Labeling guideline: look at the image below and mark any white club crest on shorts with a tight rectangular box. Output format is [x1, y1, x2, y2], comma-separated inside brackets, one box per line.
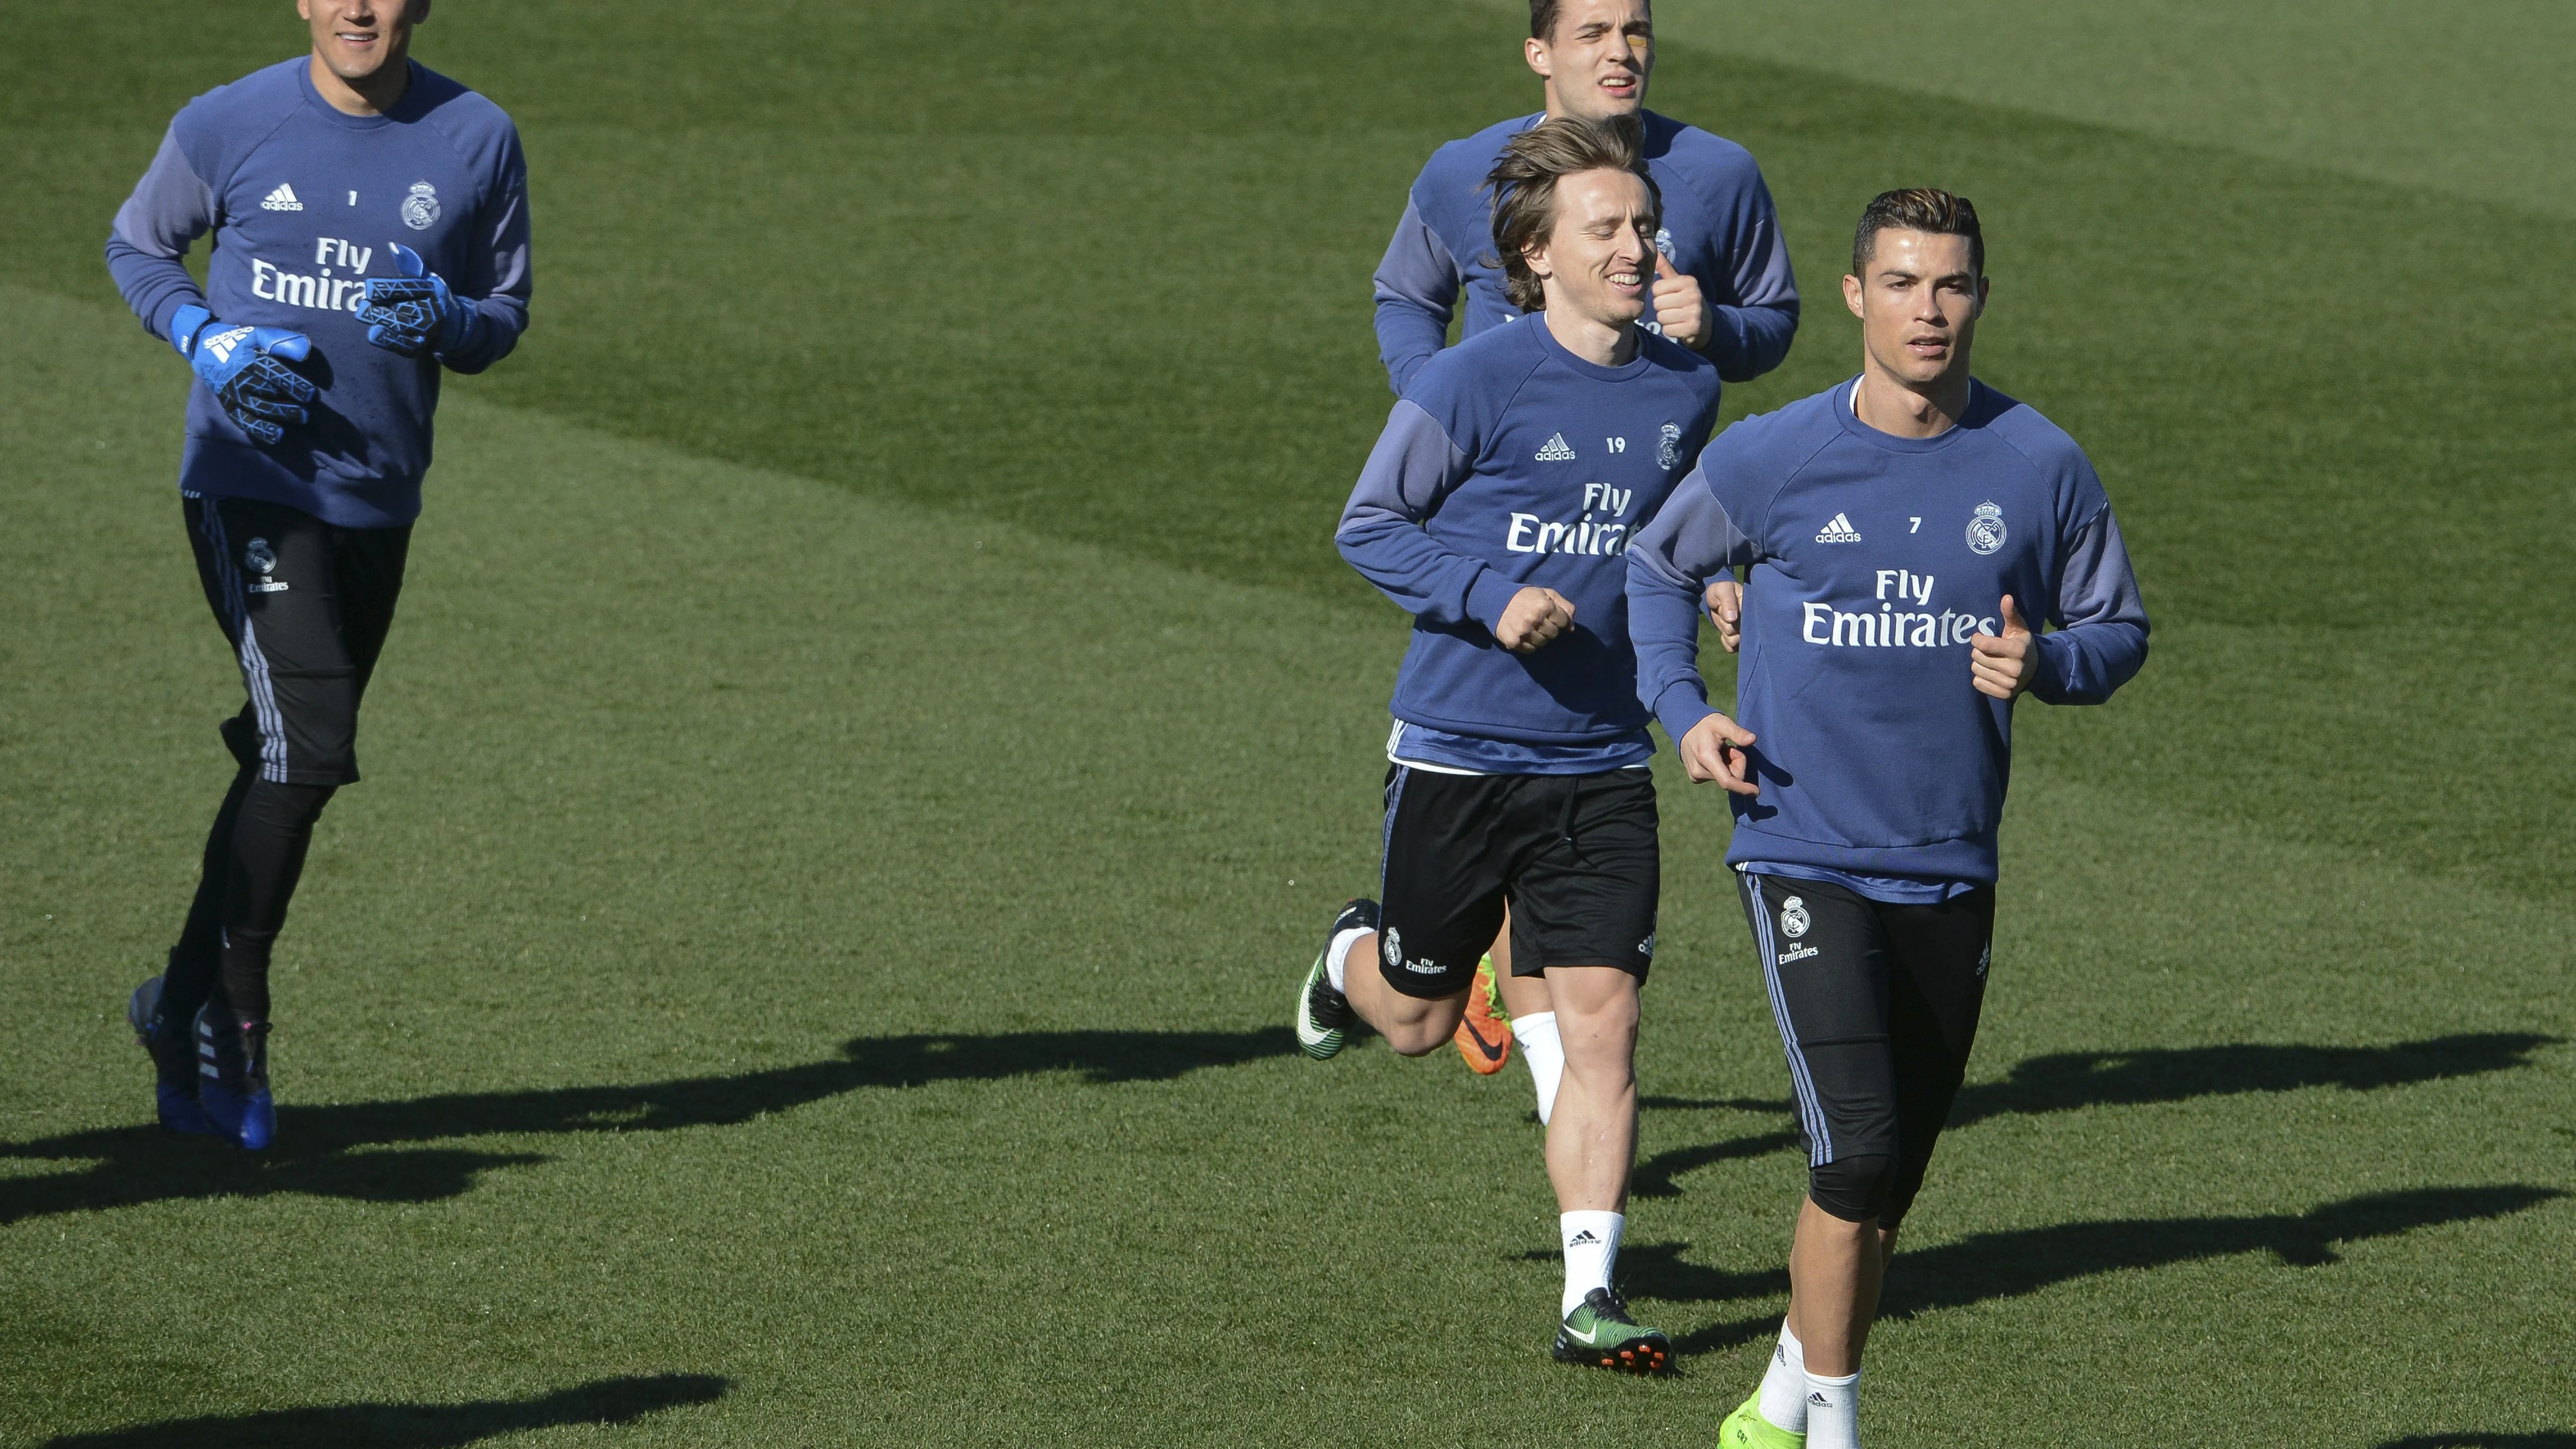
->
[244, 538, 277, 576]
[1780, 896, 1810, 939]
[1966, 501, 2007, 556]
[1381, 927, 1402, 968]
[401, 180, 441, 231]
[1656, 423, 1682, 471]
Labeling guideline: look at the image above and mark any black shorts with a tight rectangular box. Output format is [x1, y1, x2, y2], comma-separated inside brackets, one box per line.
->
[1737, 870, 1993, 1229]
[184, 495, 411, 787]
[1374, 765, 1659, 1000]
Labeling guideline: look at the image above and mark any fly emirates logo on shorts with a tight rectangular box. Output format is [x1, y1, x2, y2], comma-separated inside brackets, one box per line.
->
[1801, 568, 1999, 649]
[247, 237, 379, 316]
[1505, 484, 1638, 557]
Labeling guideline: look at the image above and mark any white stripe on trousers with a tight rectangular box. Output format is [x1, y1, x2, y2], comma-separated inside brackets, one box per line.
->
[193, 504, 292, 783]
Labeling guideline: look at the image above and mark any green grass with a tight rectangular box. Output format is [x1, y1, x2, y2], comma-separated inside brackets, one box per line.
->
[2, 1, 2572, 1444]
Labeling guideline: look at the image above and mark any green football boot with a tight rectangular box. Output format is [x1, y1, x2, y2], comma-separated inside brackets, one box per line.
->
[1720, 1390, 1805, 1447]
[1550, 1287, 1670, 1373]
[1295, 898, 1376, 1061]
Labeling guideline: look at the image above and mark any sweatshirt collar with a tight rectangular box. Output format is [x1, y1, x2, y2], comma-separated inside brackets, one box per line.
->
[1834, 373, 1986, 454]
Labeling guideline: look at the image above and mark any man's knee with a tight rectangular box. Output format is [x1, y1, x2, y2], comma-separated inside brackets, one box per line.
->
[1808, 1152, 1896, 1224]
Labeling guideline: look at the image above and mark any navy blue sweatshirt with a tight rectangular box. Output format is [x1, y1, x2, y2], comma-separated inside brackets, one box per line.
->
[1626, 378, 2149, 886]
[106, 57, 531, 529]
[1338, 314, 1724, 772]
[1371, 110, 1798, 397]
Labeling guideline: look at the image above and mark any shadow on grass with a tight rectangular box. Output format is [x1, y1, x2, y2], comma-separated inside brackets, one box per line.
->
[1948, 1033, 2561, 1127]
[41, 1372, 727, 1447]
[1629, 1129, 1801, 1199]
[2377, 1437, 2576, 1448]
[1656, 1184, 2564, 1355]
[0, 1028, 1294, 1224]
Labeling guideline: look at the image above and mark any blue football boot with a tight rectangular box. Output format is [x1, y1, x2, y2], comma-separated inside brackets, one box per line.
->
[127, 976, 214, 1137]
[195, 1008, 275, 1152]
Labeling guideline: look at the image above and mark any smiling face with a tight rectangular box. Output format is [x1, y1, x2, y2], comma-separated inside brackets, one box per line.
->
[1525, 167, 1658, 330]
[1842, 228, 1987, 389]
[298, 0, 425, 88]
[1527, 0, 1654, 122]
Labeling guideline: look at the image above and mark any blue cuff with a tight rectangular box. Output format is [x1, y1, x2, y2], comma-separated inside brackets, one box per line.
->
[1465, 568, 1524, 637]
[1651, 682, 1717, 744]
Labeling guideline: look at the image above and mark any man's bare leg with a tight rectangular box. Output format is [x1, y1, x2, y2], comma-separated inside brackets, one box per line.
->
[1542, 965, 1637, 1211]
[1335, 930, 1468, 1056]
[1488, 913, 1570, 1120]
[1785, 1199, 1886, 1375]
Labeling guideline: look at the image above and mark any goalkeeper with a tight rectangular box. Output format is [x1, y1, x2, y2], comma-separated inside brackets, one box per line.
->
[103, 0, 530, 1150]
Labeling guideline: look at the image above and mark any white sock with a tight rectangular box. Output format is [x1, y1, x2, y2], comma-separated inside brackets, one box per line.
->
[1558, 1210, 1623, 1316]
[1325, 927, 1369, 993]
[1803, 1368, 1861, 1449]
[1757, 1319, 1808, 1432]
[1512, 1011, 1563, 1124]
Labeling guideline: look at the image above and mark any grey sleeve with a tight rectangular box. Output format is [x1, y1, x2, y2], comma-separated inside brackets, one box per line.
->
[1371, 199, 1461, 398]
[1626, 471, 1757, 739]
[1335, 400, 1523, 631]
[1700, 173, 1799, 383]
[2030, 505, 2150, 705]
[103, 127, 216, 342]
[439, 125, 532, 375]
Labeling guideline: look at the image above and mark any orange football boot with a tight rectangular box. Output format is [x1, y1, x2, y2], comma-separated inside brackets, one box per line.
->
[1452, 955, 1512, 1074]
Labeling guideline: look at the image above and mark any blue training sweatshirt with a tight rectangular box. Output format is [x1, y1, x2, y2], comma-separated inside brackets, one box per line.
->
[1338, 313, 1724, 771]
[1626, 378, 2149, 885]
[1371, 110, 1798, 398]
[106, 57, 532, 530]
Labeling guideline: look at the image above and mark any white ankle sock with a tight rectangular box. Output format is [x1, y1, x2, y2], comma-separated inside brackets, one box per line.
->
[1325, 927, 1370, 993]
[1512, 1011, 1563, 1124]
[1803, 1367, 1861, 1449]
[1558, 1210, 1623, 1316]
[1758, 1319, 1808, 1432]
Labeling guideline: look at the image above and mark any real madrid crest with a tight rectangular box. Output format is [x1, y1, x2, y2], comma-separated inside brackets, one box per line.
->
[400, 180, 441, 231]
[1381, 927, 1403, 967]
[1780, 897, 1810, 939]
[1656, 423, 1682, 471]
[1965, 500, 2007, 556]
[244, 537, 277, 576]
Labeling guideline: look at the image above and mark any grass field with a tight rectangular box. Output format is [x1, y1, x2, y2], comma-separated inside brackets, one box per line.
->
[2, 1, 2572, 1445]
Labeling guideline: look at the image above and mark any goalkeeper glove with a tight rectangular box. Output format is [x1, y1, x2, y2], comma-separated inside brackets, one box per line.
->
[356, 244, 482, 358]
[169, 303, 315, 447]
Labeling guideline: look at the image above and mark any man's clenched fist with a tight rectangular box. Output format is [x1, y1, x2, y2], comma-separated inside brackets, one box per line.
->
[1969, 595, 2043, 699]
[1496, 586, 1576, 654]
[1651, 253, 1710, 352]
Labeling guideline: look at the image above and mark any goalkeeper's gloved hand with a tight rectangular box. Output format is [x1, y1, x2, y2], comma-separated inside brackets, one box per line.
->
[356, 244, 482, 358]
[169, 303, 316, 447]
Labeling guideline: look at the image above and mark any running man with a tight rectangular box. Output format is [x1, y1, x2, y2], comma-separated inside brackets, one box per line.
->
[1625, 189, 2148, 1445]
[106, 0, 531, 1149]
[1297, 115, 1722, 1370]
[1373, 0, 1796, 1098]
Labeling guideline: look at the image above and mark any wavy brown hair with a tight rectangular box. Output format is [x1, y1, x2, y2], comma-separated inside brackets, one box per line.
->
[1484, 114, 1659, 313]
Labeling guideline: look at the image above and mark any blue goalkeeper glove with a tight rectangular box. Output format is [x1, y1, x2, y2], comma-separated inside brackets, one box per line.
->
[356, 244, 482, 358]
[169, 303, 315, 447]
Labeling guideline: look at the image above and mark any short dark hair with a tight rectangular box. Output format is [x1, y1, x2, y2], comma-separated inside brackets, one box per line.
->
[1486, 115, 1659, 312]
[1530, 0, 1650, 41]
[1851, 188, 1983, 279]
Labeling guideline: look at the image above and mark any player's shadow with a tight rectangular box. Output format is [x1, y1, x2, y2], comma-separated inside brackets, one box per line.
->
[2370, 1423, 2576, 1433]
[1657, 1184, 2564, 1355]
[2377, 1437, 2576, 1448]
[40, 1371, 727, 1448]
[1628, 1129, 1801, 1199]
[1946, 1033, 2562, 1127]
[0, 1028, 1295, 1225]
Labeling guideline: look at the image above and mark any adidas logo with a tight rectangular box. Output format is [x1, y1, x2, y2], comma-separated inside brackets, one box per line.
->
[1534, 433, 1577, 462]
[1567, 1229, 1601, 1245]
[199, 325, 254, 363]
[260, 183, 303, 212]
[1809, 1391, 1831, 1406]
[1815, 512, 1863, 543]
